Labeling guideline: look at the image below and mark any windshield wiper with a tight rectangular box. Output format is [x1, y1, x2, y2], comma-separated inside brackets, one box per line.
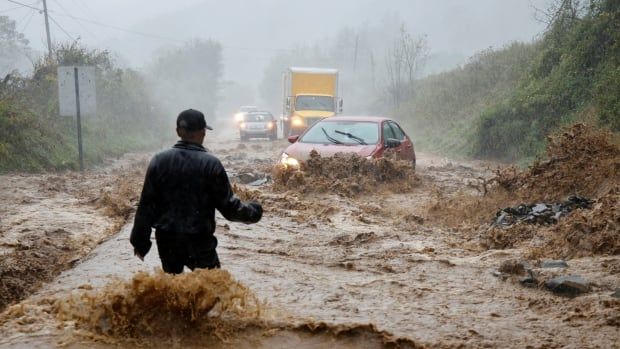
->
[334, 130, 367, 145]
[321, 127, 344, 145]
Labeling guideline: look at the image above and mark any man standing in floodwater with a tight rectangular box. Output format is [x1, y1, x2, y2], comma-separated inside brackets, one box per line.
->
[130, 108, 263, 273]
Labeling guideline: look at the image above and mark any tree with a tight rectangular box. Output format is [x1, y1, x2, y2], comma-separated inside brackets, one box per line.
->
[0, 16, 31, 77]
[384, 25, 428, 108]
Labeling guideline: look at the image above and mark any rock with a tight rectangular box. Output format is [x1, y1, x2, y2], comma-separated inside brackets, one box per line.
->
[236, 172, 264, 184]
[612, 288, 620, 298]
[531, 203, 548, 214]
[498, 260, 530, 275]
[248, 177, 269, 186]
[545, 275, 590, 295]
[520, 274, 537, 288]
[492, 271, 508, 281]
[541, 260, 568, 268]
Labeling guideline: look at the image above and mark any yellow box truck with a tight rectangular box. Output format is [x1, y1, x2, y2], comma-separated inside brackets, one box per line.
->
[282, 67, 342, 135]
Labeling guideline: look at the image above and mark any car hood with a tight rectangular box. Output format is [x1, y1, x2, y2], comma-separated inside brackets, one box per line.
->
[284, 142, 378, 161]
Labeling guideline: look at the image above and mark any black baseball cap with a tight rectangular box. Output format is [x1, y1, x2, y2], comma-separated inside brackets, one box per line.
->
[176, 109, 213, 131]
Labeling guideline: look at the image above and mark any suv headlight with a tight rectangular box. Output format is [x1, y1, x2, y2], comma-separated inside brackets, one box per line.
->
[280, 153, 300, 168]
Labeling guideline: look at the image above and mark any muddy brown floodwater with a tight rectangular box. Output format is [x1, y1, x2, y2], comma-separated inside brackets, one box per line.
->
[0, 121, 618, 348]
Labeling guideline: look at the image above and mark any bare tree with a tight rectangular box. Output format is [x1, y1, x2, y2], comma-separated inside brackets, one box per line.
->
[385, 25, 429, 108]
[532, 0, 588, 29]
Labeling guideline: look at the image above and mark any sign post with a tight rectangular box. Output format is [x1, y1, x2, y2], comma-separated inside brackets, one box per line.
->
[73, 67, 84, 171]
[58, 66, 96, 171]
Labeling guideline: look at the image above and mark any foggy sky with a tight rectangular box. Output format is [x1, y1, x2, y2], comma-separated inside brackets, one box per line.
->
[1, 0, 551, 84]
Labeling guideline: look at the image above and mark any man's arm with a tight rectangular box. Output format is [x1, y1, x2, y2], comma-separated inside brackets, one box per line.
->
[211, 159, 262, 223]
[130, 158, 157, 258]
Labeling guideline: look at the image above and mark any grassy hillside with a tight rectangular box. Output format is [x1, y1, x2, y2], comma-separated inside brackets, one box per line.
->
[399, 0, 619, 163]
[0, 43, 169, 172]
[397, 42, 538, 158]
[474, 0, 619, 161]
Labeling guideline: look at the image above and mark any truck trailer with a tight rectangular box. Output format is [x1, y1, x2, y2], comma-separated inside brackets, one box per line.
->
[282, 67, 342, 136]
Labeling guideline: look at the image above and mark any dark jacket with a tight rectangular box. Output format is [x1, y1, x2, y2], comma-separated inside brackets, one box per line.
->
[130, 141, 262, 257]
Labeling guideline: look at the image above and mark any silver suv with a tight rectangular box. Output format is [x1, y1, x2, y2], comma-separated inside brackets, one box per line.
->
[239, 111, 278, 141]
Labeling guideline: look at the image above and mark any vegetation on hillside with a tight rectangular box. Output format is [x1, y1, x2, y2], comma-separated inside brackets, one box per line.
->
[0, 40, 166, 172]
[0, 16, 224, 173]
[475, 0, 619, 160]
[399, 0, 619, 162]
[396, 42, 538, 157]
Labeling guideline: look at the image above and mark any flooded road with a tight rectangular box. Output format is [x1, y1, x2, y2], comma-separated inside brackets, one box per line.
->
[0, 122, 618, 348]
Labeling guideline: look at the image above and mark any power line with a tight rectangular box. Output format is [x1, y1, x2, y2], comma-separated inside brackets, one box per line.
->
[48, 14, 74, 41]
[4, 0, 41, 12]
[0, 5, 27, 13]
[18, 8, 35, 32]
[49, 11, 186, 44]
[50, 0, 98, 40]
[67, 0, 100, 22]
[15, 4, 33, 22]
[5, 0, 296, 53]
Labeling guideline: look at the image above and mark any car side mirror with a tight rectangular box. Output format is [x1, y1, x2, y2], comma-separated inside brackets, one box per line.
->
[385, 138, 401, 148]
[287, 135, 299, 143]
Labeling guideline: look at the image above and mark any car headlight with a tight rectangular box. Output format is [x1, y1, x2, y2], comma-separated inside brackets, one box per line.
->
[239, 122, 246, 129]
[291, 116, 303, 126]
[267, 121, 274, 129]
[234, 113, 244, 122]
[280, 153, 300, 168]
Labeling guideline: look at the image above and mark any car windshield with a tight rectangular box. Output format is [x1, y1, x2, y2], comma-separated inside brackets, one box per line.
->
[239, 106, 257, 112]
[300, 120, 379, 145]
[295, 95, 334, 111]
[244, 113, 272, 122]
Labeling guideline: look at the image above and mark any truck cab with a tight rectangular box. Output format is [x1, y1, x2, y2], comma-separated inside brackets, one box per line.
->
[282, 67, 342, 136]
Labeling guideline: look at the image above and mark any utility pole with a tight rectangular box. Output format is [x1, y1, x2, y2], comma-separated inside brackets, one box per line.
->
[42, 0, 52, 58]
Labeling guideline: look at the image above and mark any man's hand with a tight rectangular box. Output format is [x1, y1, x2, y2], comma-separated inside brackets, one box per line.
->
[248, 201, 263, 221]
[134, 249, 145, 261]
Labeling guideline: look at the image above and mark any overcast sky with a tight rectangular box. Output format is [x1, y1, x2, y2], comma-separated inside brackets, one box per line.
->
[2, 0, 552, 83]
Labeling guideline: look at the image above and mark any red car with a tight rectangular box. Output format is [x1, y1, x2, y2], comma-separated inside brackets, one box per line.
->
[280, 116, 416, 169]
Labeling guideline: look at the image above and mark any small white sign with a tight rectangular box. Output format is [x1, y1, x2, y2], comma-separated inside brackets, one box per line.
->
[58, 66, 96, 116]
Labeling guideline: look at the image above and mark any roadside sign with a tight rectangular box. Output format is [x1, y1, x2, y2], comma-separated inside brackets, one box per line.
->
[58, 66, 96, 116]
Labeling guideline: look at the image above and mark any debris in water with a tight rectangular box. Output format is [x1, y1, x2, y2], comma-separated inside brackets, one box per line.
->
[494, 196, 593, 227]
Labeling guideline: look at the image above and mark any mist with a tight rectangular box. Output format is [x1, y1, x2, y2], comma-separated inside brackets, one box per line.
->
[2, 0, 551, 116]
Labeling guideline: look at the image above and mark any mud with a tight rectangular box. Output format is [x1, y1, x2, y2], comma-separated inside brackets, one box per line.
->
[0, 122, 618, 348]
[55, 269, 262, 342]
[0, 153, 148, 311]
[46, 268, 423, 348]
[273, 150, 418, 197]
[425, 124, 620, 259]
[495, 123, 619, 201]
[0, 229, 76, 310]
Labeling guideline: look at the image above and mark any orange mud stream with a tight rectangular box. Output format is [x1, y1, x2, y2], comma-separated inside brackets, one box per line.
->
[0, 123, 618, 348]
